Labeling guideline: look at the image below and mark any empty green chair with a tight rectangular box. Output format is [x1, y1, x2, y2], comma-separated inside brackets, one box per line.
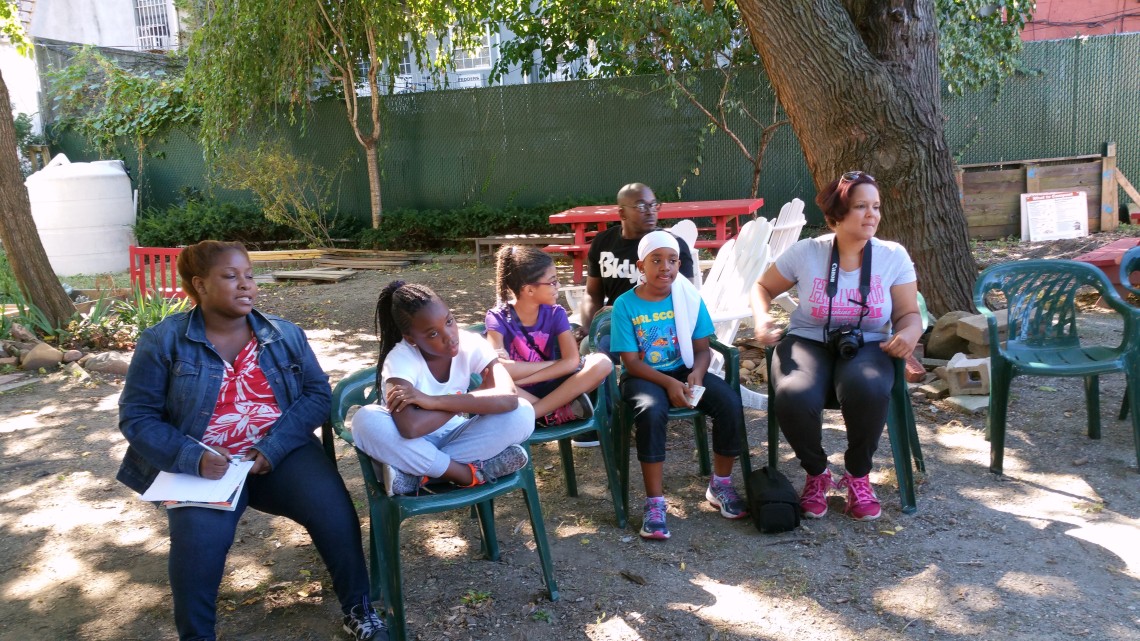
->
[974, 259, 1140, 475]
[323, 367, 558, 641]
[1119, 246, 1140, 420]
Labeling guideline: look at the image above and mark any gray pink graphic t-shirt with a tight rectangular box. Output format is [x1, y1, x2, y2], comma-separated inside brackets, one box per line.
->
[773, 234, 916, 342]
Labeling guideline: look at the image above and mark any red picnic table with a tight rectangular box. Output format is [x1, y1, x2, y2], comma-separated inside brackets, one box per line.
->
[1073, 237, 1140, 302]
[544, 198, 764, 284]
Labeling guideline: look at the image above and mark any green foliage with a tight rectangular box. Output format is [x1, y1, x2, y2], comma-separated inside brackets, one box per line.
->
[356, 198, 604, 251]
[116, 287, 193, 336]
[0, 0, 31, 57]
[937, 0, 1035, 94]
[61, 296, 136, 351]
[498, 0, 1035, 94]
[14, 113, 45, 177]
[213, 140, 348, 248]
[46, 47, 198, 161]
[134, 199, 296, 248]
[184, 0, 487, 154]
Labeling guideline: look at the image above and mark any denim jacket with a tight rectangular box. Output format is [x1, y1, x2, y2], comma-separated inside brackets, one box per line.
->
[117, 307, 332, 494]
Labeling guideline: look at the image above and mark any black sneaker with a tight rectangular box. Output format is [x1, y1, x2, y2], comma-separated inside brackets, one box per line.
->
[571, 430, 600, 448]
[343, 599, 388, 641]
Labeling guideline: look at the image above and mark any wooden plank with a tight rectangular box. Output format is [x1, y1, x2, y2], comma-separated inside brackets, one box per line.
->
[969, 223, 1020, 240]
[957, 153, 1102, 169]
[1024, 163, 1041, 194]
[960, 168, 1024, 185]
[272, 268, 357, 282]
[248, 249, 324, 261]
[1101, 142, 1118, 232]
[1116, 168, 1140, 204]
[315, 258, 411, 268]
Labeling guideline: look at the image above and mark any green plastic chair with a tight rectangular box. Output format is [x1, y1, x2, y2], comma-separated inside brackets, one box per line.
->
[1119, 246, 1140, 420]
[765, 350, 923, 514]
[590, 308, 756, 521]
[463, 322, 627, 528]
[323, 368, 558, 641]
[974, 259, 1140, 475]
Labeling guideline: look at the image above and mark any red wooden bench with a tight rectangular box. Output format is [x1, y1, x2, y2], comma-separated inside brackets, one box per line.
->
[129, 246, 187, 298]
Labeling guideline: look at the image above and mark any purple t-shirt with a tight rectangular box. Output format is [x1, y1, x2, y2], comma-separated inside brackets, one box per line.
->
[485, 303, 570, 363]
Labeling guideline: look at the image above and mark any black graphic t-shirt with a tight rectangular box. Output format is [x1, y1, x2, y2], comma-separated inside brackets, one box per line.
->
[586, 225, 695, 306]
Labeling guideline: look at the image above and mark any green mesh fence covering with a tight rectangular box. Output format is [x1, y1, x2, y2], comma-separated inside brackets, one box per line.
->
[46, 33, 1140, 228]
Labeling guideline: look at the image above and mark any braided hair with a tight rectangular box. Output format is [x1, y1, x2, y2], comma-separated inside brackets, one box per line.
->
[494, 244, 554, 305]
[373, 280, 440, 390]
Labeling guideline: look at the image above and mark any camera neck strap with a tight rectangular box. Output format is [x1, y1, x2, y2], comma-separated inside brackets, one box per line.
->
[824, 238, 873, 340]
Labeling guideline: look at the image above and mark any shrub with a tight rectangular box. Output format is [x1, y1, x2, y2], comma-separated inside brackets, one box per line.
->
[356, 198, 606, 251]
[134, 200, 296, 248]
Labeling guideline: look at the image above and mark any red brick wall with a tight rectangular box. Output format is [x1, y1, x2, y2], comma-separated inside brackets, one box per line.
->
[1023, 0, 1140, 41]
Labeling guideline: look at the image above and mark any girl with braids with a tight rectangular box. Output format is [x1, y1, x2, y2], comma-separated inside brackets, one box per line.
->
[486, 245, 613, 436]
[350, 281, 534, 497]
[117, 240, 385, 641]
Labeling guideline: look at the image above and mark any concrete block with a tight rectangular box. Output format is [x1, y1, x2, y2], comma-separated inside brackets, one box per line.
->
[956, 309, 1008, 345]
[967, 341, 992, 358]
[946, 395, 990, 414]
[946, 353, 991, 396]
[918, 379, 949, 399]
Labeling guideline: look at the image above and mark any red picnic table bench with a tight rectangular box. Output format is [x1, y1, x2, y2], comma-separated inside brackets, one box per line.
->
[544, 198, 764, 284]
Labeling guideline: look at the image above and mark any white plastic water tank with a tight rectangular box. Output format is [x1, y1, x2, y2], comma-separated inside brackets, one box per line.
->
[24, 154, 136, 276]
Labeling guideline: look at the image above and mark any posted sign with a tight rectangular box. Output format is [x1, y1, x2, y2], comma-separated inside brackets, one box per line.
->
[1020, 191, 1089, 241]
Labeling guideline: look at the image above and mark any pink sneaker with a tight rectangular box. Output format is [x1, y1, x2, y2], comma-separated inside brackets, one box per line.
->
[799, 470, 834, 518]
[839, 472, 882, 521]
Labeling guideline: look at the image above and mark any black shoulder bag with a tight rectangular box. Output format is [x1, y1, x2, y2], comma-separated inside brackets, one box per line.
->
[746, 466, 801, 533]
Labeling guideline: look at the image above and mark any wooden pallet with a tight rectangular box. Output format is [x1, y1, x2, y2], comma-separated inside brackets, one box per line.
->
[248, 249, 325, 262]
[272, 267, 358, 282]
[315, 258, 411, 269]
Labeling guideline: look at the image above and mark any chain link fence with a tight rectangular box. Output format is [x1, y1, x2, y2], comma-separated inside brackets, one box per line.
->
[42, 32, 1140, 226]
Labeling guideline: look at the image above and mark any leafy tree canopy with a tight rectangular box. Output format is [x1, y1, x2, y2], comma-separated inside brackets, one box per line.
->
[492, 0, 1033, 93]
[184, 0, 490, 153]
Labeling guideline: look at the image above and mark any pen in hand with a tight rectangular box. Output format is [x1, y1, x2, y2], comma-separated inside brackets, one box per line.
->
[190, 436, 236, 465]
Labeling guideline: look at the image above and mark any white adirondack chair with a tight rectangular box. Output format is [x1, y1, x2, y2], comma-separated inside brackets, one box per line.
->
[680, 199, 807, 409]
[766, 198, 808, 313]
[696, 217, 774, 409]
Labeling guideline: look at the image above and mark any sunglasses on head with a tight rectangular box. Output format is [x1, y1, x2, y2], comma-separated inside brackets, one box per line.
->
[841, 170, 876, 183]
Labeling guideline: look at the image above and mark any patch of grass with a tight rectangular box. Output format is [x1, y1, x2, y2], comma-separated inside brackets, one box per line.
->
[460, 589, 491, 606]
[530, 609, 553, 623]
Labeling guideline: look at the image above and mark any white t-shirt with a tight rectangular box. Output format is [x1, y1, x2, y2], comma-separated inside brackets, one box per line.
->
[774, 234, 916, 342]
[380, 330, 498, 410]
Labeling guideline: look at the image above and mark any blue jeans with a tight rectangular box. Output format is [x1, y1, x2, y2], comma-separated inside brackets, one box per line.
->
[167, 440, 369, 641]
[621, 367, 744, 463]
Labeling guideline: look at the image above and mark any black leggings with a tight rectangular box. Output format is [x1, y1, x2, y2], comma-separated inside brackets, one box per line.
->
[770, 335, 893, 477]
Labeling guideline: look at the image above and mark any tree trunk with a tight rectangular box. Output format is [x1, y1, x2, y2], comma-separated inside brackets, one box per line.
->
[364, 143, 382, 229]
[0, 70, 75, 328]
[737, 0, 977, 315]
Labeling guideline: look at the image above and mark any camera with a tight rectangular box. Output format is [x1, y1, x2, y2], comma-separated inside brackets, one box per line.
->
[827, 324, 864, 360]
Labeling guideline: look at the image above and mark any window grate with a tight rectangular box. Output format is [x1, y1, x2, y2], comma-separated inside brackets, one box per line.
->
[135, 0, 171, 51]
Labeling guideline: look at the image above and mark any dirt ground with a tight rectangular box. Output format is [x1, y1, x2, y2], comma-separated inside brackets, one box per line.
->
[2, 235, 1140, 641]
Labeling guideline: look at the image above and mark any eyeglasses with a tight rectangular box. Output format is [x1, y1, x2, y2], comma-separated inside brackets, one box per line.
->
[528, 277, 559, 288]
[841, 170, 876, 183]
[622, 200, 661, 214]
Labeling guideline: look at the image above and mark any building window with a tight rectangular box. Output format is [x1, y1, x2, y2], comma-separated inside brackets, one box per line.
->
[453, 27, 491, 71]
[134, 0, 171, 50]
[397, 40, 413, 76]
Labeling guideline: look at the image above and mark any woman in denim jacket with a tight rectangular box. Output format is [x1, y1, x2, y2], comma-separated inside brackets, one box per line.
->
[117, 241, 386, 641]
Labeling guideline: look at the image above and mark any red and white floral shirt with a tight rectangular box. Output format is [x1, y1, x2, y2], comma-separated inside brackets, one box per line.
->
[201, 338, 281, 456]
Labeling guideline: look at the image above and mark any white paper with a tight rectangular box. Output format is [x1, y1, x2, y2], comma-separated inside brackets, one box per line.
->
[141, 460, 255, 503]
[688, 384, 706, 408]
[1020, 191, 1089, 241]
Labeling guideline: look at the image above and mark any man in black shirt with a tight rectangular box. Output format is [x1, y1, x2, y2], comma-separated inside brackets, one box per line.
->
[576, 182, 695, 343]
